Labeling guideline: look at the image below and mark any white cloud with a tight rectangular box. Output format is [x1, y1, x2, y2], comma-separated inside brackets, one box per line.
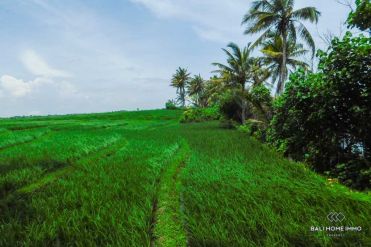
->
[0, 75, 33, 97]
[0, 75, 79, 98]
[130, 0, 247, 43]
[21, 50, 71, 78]
[1, 49, 77, 99]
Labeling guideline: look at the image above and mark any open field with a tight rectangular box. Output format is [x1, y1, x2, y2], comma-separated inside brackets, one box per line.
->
[0, 110, 370, 246]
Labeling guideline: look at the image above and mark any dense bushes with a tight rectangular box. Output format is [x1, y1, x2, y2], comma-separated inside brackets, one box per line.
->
[180, 106, 220, 123]
[165, 100, 178, 110]
[238, 119, 267, 141]
[219, 90, 251, 124]
[268, 33, 371, 190]
[218, 85, 273, 125]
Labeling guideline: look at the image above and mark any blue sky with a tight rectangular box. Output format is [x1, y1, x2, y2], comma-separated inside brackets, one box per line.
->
[0, 0, 355, 117]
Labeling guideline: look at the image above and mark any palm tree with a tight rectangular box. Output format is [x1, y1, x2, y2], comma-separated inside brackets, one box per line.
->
[187, 74, 206, 107]
[212, 43, 256, 123]
[212, 43, 255, 91]
[250, 58, 271, 88]
[261, 35, 309, 91]
[242, 0, 320, 94]
[170, 67, 190, 107]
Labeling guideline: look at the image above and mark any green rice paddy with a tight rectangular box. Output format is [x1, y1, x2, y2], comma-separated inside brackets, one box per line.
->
[0, 110, 369, 246]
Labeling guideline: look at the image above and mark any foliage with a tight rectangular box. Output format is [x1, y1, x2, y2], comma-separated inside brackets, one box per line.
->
[170, 67, 190, 107]
[212, 43, 255, 90]
[179, 106, 220, 123]
[217, 85, 273, 125]
[249, 84, 273, 122]
[347, 0, 371, 31]
[237, 119, 267, 141]
[242, 0, 320, 94]
[202, 76, 225, 106]
[165, 99, 178, 110]
[328, 160, 371, 191]
[213, 43, 271, 123]
[260, 34, 309, 87]
[218, 90, 251, 124]
[187, 75, 208, 107]
[269, 33, 371, 189]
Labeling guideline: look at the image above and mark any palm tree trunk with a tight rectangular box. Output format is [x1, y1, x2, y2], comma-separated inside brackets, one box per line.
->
[241, 84, 247, 124]
[181, 87, 185, 107]
[277, 32, 288, 95]
[241, 101, 247, 124]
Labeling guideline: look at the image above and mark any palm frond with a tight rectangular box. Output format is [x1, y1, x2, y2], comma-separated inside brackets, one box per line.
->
[297, 22, 316, 57]
[292, 7, 320, 23]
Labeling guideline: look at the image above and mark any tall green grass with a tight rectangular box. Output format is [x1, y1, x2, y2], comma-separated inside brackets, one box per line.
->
[179, 122, 370, 246]
[0, 110, 369, 246]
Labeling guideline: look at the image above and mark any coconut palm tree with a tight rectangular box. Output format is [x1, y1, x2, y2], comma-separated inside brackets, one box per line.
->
[212, 43, 255, 91]
[187, 74, 206, 107]
[261, 35, 309, 90]
[242, 0, 320, 94]
[170, 67, 190, 107]
[212, 43, 256, 123]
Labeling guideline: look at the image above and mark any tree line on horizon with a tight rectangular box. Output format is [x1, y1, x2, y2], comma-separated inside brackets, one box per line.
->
[168, 0, 371, 190]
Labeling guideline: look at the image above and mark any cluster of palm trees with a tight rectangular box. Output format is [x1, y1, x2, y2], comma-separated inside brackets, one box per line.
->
[170, 0, 320, 122]
[242, 0, 320, 94]
[170, 68, 208, 108]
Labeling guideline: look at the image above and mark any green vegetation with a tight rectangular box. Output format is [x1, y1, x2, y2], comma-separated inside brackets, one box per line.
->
[168, 0, 370, 191]
[0, 110, 370, 246]
[1, 0, 370, 246]
[165, 100, 178, 110]
[170, 67, 191, 108]
[180, 107, 220, 123]
[269, 33, 371, 190]
[348, 0, 371, 31]
[242, 0, 320, 95]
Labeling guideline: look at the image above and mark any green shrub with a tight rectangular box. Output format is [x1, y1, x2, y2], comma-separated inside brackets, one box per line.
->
[219, 90, 252, 124]
[238, 119, 267, 141]
[347, 0, 371, 31]
[268, 33, 371, 190]
[328, 160, 371, 190]
[250, 84, 273, 122]
[165, 100, 178, 110]
[180, 106, 220, 123]
[218, 86, 273, 124]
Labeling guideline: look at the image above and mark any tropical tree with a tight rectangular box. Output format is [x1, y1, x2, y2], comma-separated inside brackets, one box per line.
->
[212, 43, 255, 91]
[260, 35, 309, 88]
[170, 67, 190, 107]
[250, 58, 271, 88]
[242, 0, 320, 94]
[212, 43, 256, 123]
[203, 75, 227, 106]
[269, 33, 371, 190]
[212, 43, 272, 123]
[348, 0, 371, 32]
[187, 74, 207, 107]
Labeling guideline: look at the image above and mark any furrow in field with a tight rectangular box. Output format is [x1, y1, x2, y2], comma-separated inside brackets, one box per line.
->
[150, 141, 190, 247]
[16, 138, 128, 194]
[7, 125, 48, 131]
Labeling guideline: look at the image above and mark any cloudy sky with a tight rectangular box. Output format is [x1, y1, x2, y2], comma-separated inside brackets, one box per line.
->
[0, 0, 354, 117]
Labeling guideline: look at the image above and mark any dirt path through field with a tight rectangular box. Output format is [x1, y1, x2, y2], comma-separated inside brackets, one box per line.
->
[150, 142, 189, 247]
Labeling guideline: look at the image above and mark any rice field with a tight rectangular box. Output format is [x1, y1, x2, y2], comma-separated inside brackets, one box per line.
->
[0, 110, 370, 246]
